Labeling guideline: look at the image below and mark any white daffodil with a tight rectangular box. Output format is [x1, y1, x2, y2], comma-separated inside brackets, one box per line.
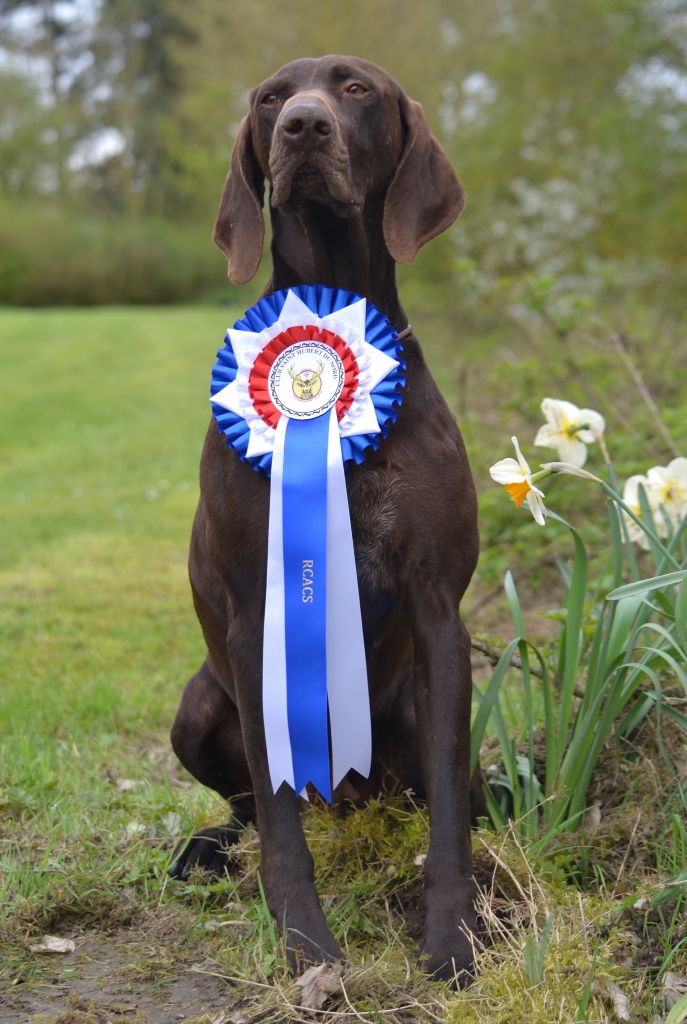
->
[534, 398, 605, 467]
[622, 458, 687, 548]
[490, 436, 548, 526]
[622, 474, 654, 549]
[646, 457, 687, 532]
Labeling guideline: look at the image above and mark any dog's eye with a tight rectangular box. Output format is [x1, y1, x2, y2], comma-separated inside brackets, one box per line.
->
[261, 92, 280, 107]
[344, 82, 367, 96]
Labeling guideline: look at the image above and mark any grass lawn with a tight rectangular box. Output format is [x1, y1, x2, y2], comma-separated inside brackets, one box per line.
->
[1, 303, 686, 1023]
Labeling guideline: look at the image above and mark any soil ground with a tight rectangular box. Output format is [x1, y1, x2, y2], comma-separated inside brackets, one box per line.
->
[2, 911, 237, 1024]
[2, 940, 228, 1024]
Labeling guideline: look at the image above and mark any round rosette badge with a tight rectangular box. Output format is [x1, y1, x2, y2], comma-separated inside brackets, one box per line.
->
[209, 285, 406, 803]
[210, 285, 405, 474]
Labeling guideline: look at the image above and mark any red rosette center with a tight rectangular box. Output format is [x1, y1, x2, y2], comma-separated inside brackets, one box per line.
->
[248, 325, 359, 428]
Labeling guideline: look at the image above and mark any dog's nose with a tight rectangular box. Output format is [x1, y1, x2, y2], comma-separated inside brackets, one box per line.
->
[278, 102, 333, 145]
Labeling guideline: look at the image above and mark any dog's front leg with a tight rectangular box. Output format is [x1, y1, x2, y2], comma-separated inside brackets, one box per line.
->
[410, 600, 477, 983]
[227, 616, 343, 971]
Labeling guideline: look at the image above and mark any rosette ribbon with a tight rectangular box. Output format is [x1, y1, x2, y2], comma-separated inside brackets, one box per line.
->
[210, 285, 405, 801]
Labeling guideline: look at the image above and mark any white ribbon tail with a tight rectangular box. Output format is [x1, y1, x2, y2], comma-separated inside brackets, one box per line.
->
[326, 408, 372, 788]
[262, 416, 295, 792]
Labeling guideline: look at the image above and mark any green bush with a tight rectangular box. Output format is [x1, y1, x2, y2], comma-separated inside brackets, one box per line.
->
[0, 202, 237, 305]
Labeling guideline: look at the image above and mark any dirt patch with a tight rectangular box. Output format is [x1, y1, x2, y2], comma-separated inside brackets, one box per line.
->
[393, 845, 527, 952]
[1, 929, 234, 1024]
[626, 898, 687, 977]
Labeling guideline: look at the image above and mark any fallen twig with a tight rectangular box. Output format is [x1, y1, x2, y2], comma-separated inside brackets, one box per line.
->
[471, 639, 588, 699]
[471, 639, 544, 679]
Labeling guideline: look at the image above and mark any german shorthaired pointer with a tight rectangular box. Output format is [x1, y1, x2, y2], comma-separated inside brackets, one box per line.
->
[169, 55, 481, 982]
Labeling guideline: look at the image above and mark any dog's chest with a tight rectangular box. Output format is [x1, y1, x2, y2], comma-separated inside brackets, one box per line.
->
[346, 465, 399, 594]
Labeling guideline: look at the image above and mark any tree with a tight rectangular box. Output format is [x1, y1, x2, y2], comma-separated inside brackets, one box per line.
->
[0, 0, 88, 197]
[0, 69, 52, 194]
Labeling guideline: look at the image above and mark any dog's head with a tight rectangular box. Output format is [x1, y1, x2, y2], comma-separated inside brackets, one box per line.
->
[213, 55, 465, 284]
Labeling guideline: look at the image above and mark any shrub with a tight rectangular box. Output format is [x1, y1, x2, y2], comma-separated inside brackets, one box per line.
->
[0, 202, 238, 306]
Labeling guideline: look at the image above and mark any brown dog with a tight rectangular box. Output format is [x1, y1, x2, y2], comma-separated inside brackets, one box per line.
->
[169, 55, 480, 982]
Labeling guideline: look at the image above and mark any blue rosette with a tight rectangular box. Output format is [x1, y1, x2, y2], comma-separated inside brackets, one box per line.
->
[210, 284, 406, 475]
[208, 283, 407, 800]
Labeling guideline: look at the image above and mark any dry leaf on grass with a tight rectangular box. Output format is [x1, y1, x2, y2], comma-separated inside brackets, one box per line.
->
[584, 801, 602, 830]
[592, 979, 631, 1022]
[295, 962, 343, 1010]
[118, 821, 147, 849]
[114, 778, 140, 791]
[29, 935, 76, 954]
[125, 821, 146, 837]
[162, 811, 182, 833]
[664, 972, 687, 1011]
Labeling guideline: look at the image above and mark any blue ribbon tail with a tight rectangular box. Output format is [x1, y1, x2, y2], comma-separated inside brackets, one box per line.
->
[282, 415, 332, 801]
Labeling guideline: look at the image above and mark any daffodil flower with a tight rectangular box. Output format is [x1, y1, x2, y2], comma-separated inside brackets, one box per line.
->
[621, 458, 687, 548]
[646, 457, 687, 530]
[490, 436, 548, 525]
[622, 474, 653, 549]
[534, 398, 605, 468]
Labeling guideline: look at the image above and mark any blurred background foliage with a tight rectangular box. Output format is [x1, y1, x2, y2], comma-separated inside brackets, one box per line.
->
[1, 0, 686, 308]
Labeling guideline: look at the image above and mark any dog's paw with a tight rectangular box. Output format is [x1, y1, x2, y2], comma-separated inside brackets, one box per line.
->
[167, 824, 243, 880]
[285, 927, 344, 974]
[421, 931, 476, 987]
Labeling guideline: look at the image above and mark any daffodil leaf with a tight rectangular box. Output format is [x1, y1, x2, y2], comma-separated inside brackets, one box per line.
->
[471, 637, 520, 777]
[606, 571, 685, 601]
[676, 572, 687, 652]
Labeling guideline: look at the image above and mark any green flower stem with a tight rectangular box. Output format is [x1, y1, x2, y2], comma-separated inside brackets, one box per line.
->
[541, 459, 680, 571]
[600, 450, 640, 578]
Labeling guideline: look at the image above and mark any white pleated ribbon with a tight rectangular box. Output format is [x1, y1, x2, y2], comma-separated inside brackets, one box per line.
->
[262, 408, 371, 798]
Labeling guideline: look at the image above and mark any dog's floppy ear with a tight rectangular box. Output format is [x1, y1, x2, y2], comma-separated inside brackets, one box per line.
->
[212, 115, 265, 285]
[383, 94, 465, 264]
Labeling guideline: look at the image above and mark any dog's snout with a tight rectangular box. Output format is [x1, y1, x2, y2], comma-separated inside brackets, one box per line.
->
[279, 102, 333, 145]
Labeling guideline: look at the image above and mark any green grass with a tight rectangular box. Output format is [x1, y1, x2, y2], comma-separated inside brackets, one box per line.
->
[1, 303, 686, 1023]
